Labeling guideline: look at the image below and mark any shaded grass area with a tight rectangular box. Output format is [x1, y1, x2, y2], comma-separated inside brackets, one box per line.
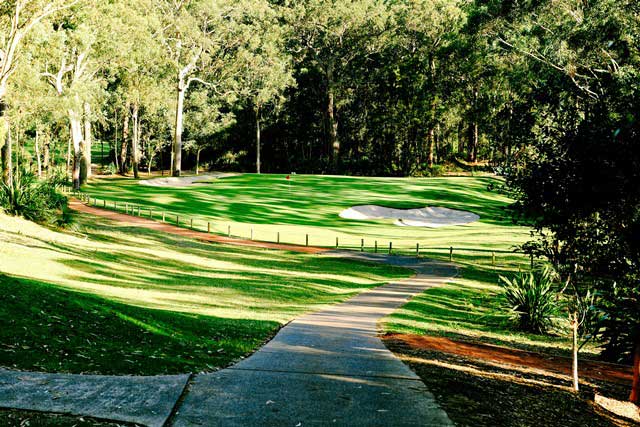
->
[382, 260, 600, 358]
[0, 274, 274, 375]
[0, 212, 409, 375]
[384, 339, 635, 427]
[84, 174, 531, 252]
[0, 409, 139, 427]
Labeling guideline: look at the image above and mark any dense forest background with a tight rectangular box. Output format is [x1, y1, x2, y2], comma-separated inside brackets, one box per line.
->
[1, 0, 636, 180]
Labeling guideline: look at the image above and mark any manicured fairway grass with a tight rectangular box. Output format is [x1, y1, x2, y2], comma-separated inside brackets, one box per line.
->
[0, 212, 409, 375]
[84, 174, 587, 354]
[84, 174, 531, 264]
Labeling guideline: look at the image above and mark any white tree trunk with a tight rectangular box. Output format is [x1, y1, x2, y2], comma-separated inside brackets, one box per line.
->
[83, 102, 92, 179]
[256, 107, 261, 174]
[132, 102, 140, 179]
[69, 109, 83, 189]
[172, 78, 185, 177]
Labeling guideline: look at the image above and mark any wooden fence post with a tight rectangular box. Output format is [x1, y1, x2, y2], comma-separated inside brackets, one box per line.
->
[277, 232, 280, 243]
[176, 216, 179, 227]
[530, 253, 534, 269]
[190, 218, 193, 230]
[449, 246, 453, 262]
[207, 222, 211, 233]
[361, 239, 364, 252]
[416, 243, 420, 257]
[335, 237, 339, 248]
[492, 251, 496, 266]
[306, 234, 309, 246]
[227, 225, 231, 237]
[388, 242, 392, 255]
[162, 212, 165, 222]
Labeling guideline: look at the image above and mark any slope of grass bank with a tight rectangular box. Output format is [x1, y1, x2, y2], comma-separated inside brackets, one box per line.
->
[0, 212, 409, 375]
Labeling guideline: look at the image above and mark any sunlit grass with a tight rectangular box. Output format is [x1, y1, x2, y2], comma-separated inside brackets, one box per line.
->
[84, 174, 531, 252]
[84, 174, 579, 354]
[0, 211, 410, 374]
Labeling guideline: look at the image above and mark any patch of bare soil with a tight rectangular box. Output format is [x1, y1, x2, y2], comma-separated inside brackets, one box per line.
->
[383, 334, 639, 427]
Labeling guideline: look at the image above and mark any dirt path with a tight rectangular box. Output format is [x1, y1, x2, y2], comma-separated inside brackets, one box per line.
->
[383, 333, 633, 385]
[69, 199, 326, 254]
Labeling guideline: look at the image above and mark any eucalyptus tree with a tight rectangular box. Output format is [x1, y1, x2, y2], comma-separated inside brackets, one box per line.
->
[0, 1, 76, 185]
[37, 1, 116, 188]
[156, 0, 278, 177]
[108, 0, 166, 178]
[284, 0, 394, 167]
[391, 0, 466, 167]
[239, 3, 294, 174]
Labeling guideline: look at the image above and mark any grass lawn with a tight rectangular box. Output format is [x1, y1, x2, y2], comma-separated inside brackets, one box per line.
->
[0, 211, 409, 375]
[85, 174, 588, 355]
[84, 174, 531, 264]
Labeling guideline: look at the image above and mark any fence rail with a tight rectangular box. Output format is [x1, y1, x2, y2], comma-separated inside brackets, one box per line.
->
[60, 186, 535, 270]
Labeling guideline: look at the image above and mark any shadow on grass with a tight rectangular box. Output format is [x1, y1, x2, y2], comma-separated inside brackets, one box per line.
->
[0, 274, 278, 375]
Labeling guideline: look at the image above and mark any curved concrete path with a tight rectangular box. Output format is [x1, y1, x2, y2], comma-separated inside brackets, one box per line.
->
[173, 252, 457, 427]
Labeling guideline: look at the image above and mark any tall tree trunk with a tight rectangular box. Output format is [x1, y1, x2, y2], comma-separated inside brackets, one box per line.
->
[83, 102, 92, 180]
[68, 109, 83, 190]
[113, 108, 119, 172]
[326, 67, 339, 167]
[427, 55, 436, 168]
[43, 131, 50, 175]
[173, 77, 185, 177]
[131, 102, 140, 179]
[196, 149, 201, 175]
[0, 100, 12, 187]
[435, 124, 441, 164]
[256, 106, 261, 174]
[35, 128, 42, 178]
[469, 88, 479, 163]
[468, 122, 478, 163]
[66, 130, 71, 179]
[571, 312, 579, 392]
[119, 102, 130, 175]
[427, 128, 435, 168]
[631, 337, 640, 404]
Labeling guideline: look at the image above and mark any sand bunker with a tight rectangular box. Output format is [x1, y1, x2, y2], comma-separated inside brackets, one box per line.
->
[339, 205, 479, 228]
[140, 172, 237, 188]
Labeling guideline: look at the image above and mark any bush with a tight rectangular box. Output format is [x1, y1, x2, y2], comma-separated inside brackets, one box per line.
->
[0, 168, 70, 225]
[499, 268, 559, 334]
[103, 162, 117, 175]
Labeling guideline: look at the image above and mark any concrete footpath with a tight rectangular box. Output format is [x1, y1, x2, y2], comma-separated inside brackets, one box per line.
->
[173, 252, 456, 426]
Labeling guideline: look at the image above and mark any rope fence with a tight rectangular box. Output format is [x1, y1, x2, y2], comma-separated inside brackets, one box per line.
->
[61, 186, 535, 270]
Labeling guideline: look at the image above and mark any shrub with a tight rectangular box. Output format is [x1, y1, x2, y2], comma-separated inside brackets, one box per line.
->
[103, 162, 117, 175]
[499, 268, 559, 334]
[0, 168, 70, 225]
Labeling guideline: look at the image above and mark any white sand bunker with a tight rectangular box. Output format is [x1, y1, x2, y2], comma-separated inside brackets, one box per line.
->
[140, 172, 237, 188]
[339, 205, 480, 228]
